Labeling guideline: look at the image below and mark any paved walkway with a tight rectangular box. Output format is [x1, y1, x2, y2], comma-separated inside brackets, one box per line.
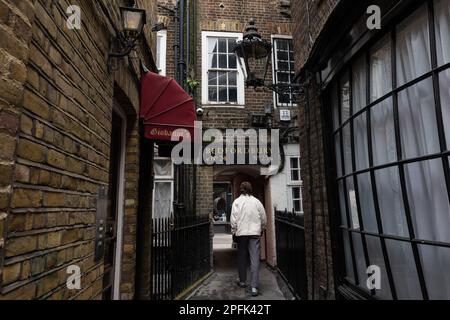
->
[188, 233, 287, 300]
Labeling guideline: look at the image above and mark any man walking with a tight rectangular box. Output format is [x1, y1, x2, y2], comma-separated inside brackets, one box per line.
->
[230, 182, 267, 297]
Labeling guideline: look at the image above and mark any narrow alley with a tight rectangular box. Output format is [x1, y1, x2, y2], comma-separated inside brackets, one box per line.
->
[188, 234, 290, 301]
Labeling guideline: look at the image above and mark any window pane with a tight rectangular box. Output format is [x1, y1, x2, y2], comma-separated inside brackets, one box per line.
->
[366, 235, 392, 299]
[346, 177, 360, 230]
[278, 50, 289, 62]
[375, 166, 408, 237]
[396, 4, 431, 86]
[340, 72, 351, 123]
[354, 112, 369, 170]
[208, 71, 217, 85]
[338, 180, 347, 226]
[218, 87, 227, 102]
[229, 88, 237, 103]
[386, 239, 422, 300]
[154, 159, 172, 177]
[208, 37, 218, 53]
[370, 35, 392, 102]
[290, 157, 299, 169]
[371, 97, 397, 166]
[419, 245, 450, 300]
[357, 173, 378, 233]
[331, 83, 340, 131]
[227, 38, 236, 53]
[405, 159, 450, 243]
[292, 186, 301, 200]
[435, 0, 450, 66]
[218, 71, 227, 85]
[342, 124, 352, 175]
[219, 54, 227, 68]
[352, 56, 367, 114]
[276, 39, 287, 51]
[439, 70, 450, 151]
[342, 230, 355, 284]
[335, 132, 342, 177]
[398, 78, 440, 159]
[218, 38, 227, 53]
[277, 72, 290, 83]
[208, 87, 217, 102]
[352, 232, 367, 287]
[229, 72, 237, 86]
[229, 54, 237, 69]
[154, 182, 172, 219]
[210, 53, 218, 68]
[291, 170, 300, 182]
[293, 200, 301, 213]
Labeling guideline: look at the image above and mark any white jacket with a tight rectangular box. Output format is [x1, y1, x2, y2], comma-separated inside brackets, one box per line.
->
[230, 195, 267, 237]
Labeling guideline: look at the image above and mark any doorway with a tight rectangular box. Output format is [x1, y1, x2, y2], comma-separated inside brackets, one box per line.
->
[102, 107, 127, 300]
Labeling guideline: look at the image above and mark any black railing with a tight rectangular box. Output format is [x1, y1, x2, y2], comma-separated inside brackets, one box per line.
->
[151, 214, 211, 300]
[275, 208, 308, 300]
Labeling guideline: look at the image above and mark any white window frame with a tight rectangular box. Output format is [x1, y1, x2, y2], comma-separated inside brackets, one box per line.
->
[152, 157, 174, 219]
[201, 31, 245, 107]
[156, 30, 167, 76]
[271, 35, 297, 108]
[286, 156, 303, 214]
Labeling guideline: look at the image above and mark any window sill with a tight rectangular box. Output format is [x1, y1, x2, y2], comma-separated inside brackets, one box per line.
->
[202, 104, 245, 109]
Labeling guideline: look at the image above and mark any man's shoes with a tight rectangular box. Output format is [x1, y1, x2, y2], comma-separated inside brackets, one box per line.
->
[237, 281, 247, 288]
[251, 288, 259, 297]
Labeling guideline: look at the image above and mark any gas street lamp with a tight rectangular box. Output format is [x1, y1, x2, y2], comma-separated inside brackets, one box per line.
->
[234, 19, 302, 96]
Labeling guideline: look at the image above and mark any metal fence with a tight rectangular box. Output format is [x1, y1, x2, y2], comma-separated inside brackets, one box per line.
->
[151, 214, 211, 300]
[275, 209, 308, 300]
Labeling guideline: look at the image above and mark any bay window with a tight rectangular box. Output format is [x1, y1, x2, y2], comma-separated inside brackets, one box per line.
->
[330, 0, 450, 300]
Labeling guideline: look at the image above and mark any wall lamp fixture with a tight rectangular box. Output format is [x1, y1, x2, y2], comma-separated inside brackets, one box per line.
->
[108, 5, 147, 72]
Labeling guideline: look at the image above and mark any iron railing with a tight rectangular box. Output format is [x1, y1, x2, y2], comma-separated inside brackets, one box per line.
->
[151, 214, 211, 300]
[275, 208, 308, 300]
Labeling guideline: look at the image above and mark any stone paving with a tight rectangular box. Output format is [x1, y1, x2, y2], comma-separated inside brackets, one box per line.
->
[188, 233, 288, 300]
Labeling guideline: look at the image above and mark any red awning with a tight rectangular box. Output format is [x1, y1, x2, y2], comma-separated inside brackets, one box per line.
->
[140, 71, 196, 141]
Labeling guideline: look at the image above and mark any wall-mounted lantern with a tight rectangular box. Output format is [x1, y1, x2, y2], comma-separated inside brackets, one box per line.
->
[108, 5, 147, 72]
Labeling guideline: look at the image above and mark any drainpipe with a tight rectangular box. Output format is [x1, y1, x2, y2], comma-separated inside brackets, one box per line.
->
[178, 0, 187, 89]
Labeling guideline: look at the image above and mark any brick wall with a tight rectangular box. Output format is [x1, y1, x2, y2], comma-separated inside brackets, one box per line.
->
[291, 0, 339, 70]
[196, 0, 294, 131]
[0, 0, 156, 300]
[291, 0, 339, 300]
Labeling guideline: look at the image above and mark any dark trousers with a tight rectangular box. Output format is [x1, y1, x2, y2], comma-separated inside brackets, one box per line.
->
[236, 236, 261, 289]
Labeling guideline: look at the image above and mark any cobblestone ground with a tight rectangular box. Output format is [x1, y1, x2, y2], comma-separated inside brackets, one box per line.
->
[188, 233, 288, 300]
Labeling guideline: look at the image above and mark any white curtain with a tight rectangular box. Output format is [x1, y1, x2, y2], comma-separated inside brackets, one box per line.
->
[419, 245, 450, 299]
[366, 235, 392, 299]
[396, 4, 431, 86]
[153, 182, 172, 219]
[386, 239, 423, 300]
[404, 159, 450, 243]
[370, 35, 392, 101]
[440, 70, 450, 150]
[375, 166, 409, 238]
[357, 173, 378, 233]
[154, 159, 172, 177]
[398, 79, 440, 159]
[435, 0, 450, 66]
[353, 57, 370, 170]
[371, 98, 397, 166]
